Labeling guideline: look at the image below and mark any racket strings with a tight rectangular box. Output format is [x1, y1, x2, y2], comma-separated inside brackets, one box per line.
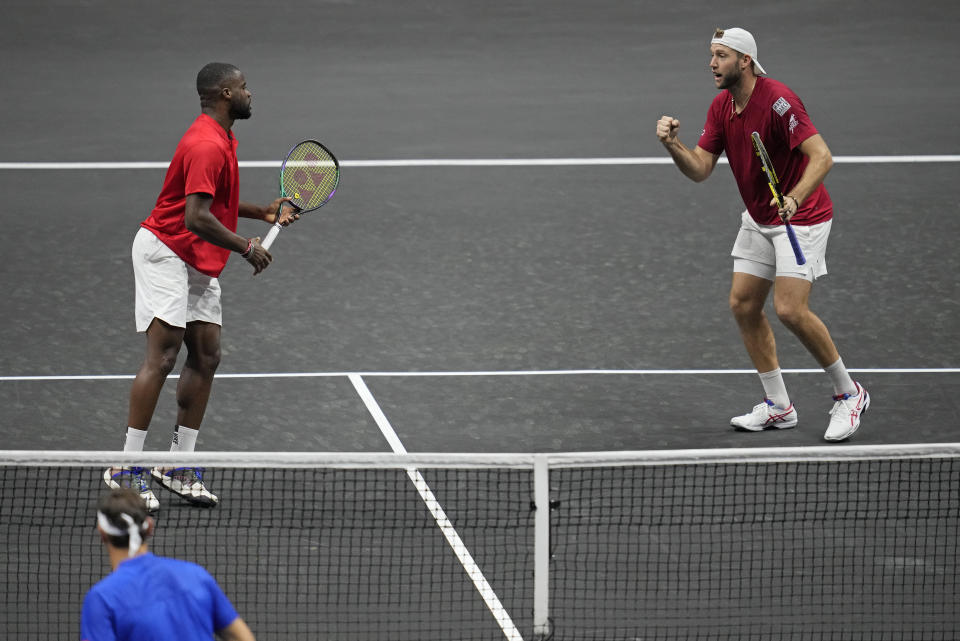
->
[281, 142, 339, 210]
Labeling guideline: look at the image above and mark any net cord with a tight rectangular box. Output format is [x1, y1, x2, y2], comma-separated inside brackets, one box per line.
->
[3, 443, 957, 469]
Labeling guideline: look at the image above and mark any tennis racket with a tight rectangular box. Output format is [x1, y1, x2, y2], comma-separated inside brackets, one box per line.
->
[261, 140, 340, 250]
[750, 131, 806, 266]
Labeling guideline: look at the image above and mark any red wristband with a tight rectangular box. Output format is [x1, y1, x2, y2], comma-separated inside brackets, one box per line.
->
[240, 239, 254, 258]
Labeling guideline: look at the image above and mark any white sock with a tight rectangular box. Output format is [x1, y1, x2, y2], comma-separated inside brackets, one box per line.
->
[123, 427, 147, 452]
[758, 368, 791, 409]
[170, 425, 199, 453]
[825, 358, 857, 397]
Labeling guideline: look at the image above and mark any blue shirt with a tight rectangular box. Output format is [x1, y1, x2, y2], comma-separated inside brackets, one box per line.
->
[81, 553, 239, 641]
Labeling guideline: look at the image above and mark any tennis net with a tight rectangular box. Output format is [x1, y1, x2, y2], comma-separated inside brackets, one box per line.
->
[1, 444, 957, 640]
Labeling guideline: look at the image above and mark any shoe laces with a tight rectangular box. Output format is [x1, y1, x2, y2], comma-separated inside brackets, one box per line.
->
[753, 399, 775, 415]
[829, 392, 858, 416]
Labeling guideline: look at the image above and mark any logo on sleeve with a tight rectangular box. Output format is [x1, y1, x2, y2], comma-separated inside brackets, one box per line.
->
[772, 97, 791, 116]
[789, 113, 799, 133]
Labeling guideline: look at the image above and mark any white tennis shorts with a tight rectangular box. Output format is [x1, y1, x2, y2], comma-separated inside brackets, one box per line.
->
[731, 210, 832, 282]
[132, 227, 222, 332]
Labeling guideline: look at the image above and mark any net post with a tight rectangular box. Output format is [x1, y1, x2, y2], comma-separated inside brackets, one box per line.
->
[533, 454, 551, 640]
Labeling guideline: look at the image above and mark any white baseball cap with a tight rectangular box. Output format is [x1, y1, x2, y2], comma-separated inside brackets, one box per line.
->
[711, 27, 767, 75]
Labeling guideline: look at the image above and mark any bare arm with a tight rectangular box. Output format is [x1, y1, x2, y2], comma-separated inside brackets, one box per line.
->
[217, 617, 257, 641]
[775, 133, 834, 220]
[185, 193, 249, 253]
[184, 193, 272, 274]
[656, 115, 719, 183]
[238, 201, 269, 220]
[784, 134, 833, 205]
[239, 198, 300, 225]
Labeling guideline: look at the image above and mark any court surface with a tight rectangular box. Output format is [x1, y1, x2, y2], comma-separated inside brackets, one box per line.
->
[2, 3, 959, 641]
[1, 0, 957, 452]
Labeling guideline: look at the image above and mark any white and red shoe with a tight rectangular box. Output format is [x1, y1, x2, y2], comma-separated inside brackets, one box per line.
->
[824, 382, 870, 442]
[731, 399, 798, 431]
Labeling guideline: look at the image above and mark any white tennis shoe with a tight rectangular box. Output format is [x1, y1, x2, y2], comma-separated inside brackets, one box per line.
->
[103, 466, 160, 512]
[824, 382, 870, 442]
[151, 467, 218, 507]
[731, 399, 798, 431]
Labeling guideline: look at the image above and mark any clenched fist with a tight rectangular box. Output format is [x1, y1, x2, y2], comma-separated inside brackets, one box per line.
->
[656, 116, 680, 144]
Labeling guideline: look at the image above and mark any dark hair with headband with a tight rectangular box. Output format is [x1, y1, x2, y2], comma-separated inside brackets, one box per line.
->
[98, 488, 150, 552]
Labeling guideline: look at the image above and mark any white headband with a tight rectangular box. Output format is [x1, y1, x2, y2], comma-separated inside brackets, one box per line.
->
[97, 511, 146, 558]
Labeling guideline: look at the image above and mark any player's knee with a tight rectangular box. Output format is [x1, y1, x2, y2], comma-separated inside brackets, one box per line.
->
[729, 293, 762, 320]
[148, 347, 179, 377]
[774, 300, 806, 329]
[193, 348, 221, 374]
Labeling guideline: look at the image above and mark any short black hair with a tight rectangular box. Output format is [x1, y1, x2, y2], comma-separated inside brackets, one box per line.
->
[98, 488, 148, 549]
[197, 62, 241, 105]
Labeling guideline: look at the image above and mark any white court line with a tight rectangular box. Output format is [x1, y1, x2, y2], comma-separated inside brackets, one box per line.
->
[0, 155, 958, 170]
[348, 374, 525, 641]
[2, 367, 958, 382]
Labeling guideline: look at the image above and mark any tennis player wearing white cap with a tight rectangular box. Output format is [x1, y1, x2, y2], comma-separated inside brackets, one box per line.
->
[655, 28, 869, 442]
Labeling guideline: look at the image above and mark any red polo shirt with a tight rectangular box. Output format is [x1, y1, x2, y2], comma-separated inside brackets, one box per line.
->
[142, 114, 240, 277]
[697, 76, 832, 226]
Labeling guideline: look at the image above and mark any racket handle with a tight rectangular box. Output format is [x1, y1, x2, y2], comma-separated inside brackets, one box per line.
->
[261, 222, 282, 250]
[784, 222, 807, 266]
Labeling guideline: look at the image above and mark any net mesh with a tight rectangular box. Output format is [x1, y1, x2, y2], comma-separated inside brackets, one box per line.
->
[549, 457, 960, 641]
[1, 447, 958, 641]
[1, 460, 535, 641]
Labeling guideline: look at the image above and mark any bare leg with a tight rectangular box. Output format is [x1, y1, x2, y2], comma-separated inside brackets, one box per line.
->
[175, 321, 222, 429]
[729, 272, 779, 372]
[772, 276, 840, 367]
[127, 318, 185, 430]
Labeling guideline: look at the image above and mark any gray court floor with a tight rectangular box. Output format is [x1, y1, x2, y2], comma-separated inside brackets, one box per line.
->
[1, 0, 957, 452]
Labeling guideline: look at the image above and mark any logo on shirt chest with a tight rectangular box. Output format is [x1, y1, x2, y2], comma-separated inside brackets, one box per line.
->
[772, 97, 791, 116]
